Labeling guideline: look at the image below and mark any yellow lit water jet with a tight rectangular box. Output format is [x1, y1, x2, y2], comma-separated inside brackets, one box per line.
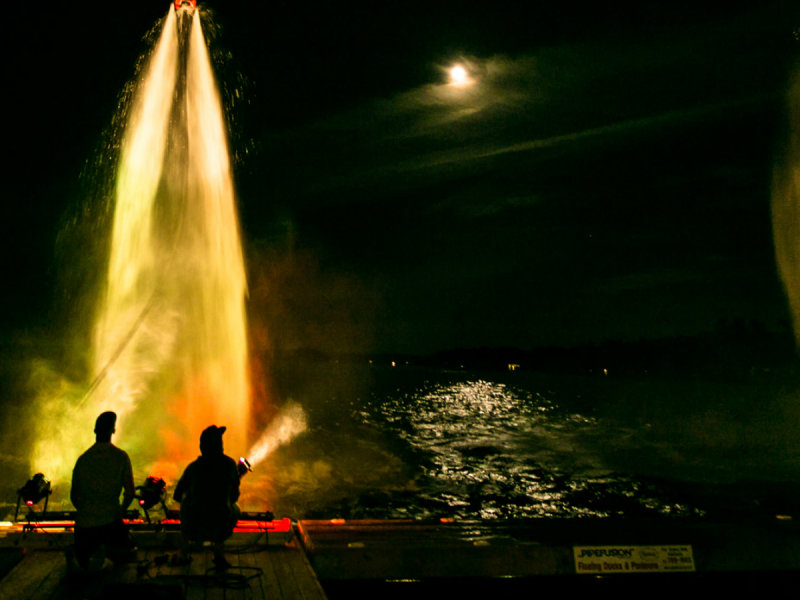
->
[33, 4, 250, 483]
[773, 64, 800, 348]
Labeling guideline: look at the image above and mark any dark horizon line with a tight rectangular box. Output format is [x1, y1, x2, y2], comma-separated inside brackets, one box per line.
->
[271, 324, 799, 375]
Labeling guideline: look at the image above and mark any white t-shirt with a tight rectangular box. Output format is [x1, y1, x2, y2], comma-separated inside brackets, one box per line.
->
[71, 442, 133, 528]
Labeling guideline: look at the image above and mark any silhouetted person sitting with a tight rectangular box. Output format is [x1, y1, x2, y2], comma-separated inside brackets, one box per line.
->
[173, 425, 240, 569]
[70, 411, 135, 570]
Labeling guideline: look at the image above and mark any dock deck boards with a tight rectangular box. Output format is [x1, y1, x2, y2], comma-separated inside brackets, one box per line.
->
[0, 534, 327, 600]
[5, 518, 800, 597]
[0, 550, 63, 600]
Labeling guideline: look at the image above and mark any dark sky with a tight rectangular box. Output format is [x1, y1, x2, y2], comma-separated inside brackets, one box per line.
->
[4, 1, 800, 356]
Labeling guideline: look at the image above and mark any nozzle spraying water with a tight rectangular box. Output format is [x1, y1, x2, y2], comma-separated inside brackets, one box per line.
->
[175, 0, 197, 12]
[237, 457, 252, 478]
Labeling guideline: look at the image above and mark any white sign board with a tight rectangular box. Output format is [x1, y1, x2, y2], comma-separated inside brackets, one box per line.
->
[573, 545, 695, 574]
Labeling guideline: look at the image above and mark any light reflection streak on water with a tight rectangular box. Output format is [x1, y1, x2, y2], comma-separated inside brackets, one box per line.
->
[360, 378, 700, 519]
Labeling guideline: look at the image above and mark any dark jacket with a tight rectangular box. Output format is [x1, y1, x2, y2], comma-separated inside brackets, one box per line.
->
[174, 453, 240, 542]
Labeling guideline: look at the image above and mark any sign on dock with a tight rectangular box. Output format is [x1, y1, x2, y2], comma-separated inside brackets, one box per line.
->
[573, 545, 695, 574]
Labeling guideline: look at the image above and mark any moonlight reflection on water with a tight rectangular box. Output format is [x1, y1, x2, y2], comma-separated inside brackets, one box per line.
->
[354, 375, 704, 520]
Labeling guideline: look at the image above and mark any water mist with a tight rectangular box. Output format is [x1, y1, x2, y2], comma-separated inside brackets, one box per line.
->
[33, 4, 250, 484]
[773, 64, 800, 348]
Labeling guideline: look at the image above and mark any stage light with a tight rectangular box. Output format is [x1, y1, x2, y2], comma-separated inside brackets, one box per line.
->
[135, 476, 167, 523]
[137, 476, 166, 509]
[15, 473, 52, 521]
[19, 473, 51, 505]
[237, 457, 252, 479]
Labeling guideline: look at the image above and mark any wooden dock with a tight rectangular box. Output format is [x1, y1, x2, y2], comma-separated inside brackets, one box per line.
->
[0, 527, 328, 600]
[5, 517, 800, 598]
[296, 517, 800, 596]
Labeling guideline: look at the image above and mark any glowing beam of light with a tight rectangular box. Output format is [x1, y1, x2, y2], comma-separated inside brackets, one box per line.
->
[248, 403, 308, 467]
[179, 6, 250, 456]
[33, 3, 253, 489]
[92, 5, 179, 417]
[773, 66, 800, 347]
[31, 7, 181, 484]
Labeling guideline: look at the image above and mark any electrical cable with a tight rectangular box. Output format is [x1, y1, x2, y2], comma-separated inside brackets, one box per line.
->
[203, 565, 263, 590]
[147, 566, 264, 592]
[19, 512, 68, 550]
[229, 530, 269, 553]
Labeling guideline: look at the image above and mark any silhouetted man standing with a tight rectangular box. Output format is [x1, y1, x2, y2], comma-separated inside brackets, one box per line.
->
[71, 411, 135, 569]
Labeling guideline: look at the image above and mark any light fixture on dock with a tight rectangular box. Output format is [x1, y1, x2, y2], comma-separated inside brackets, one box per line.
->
[15, 473, 52, 521]
[135, 476, 168, 523]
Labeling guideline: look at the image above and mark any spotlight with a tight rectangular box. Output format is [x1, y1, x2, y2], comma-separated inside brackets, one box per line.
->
[135, 476, 168, 523]
[19, 474, 51, 505]
[237, 457, 252, 479]
[15, 473, 52, 521]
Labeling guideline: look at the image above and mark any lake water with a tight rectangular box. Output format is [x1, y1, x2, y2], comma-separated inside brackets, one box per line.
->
[3, 357, 800, 523]
[246, 360, 800, 522]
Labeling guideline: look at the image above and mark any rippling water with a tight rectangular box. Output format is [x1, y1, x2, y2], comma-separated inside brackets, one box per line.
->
[3, 360, 800, 522]
[253, 362, 800, 521]
[359, 378, 607, 519]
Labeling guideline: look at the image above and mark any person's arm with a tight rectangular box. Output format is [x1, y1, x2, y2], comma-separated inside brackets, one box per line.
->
[120, 453, 135, 514]
[230, 460, 240, 504]
[173, 466, 188, 503]
[70, 461, 82, 510]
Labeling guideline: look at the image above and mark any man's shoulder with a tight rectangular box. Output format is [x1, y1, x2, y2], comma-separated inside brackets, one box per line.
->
[77, 442, 130, 464]
[222, 455, 240, 473]
[109, 443, 131, 458]
[75, 443, 103, 463]
[182, 457, 202, 474]
[193, 454, 238, 475]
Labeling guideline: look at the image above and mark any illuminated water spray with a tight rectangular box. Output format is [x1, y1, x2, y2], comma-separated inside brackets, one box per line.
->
[30, 3, 249, 481]
[91, 4, 249, 466]
[773, 66, 800, 347]
[30, 4, 306, 493]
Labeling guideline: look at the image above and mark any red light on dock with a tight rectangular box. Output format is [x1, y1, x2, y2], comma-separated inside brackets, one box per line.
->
[233, 517, 292, 534]
[330, 518, 346, 525]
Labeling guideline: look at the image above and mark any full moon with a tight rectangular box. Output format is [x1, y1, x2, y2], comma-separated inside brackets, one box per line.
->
[449, 64, 471, 86]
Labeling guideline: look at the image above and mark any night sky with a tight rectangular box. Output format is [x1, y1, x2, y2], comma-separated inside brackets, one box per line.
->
[4, 1, 800, 357]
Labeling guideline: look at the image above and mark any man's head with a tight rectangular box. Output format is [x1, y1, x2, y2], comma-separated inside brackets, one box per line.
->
[199, 425, 226, 456]
[94, 411, 117, 441]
